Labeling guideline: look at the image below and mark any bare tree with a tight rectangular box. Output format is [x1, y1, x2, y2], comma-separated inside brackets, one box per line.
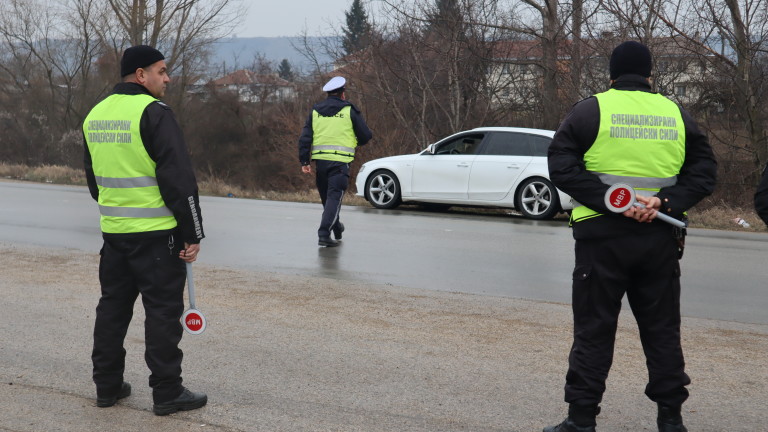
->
[0, 0, 243, 168]
[0, 0, 107, 164]
[102, 0, 244, 111]
[290, 28, 336, 77]
[649, 0, 768, 193]
[569, 0, 584, 100]
[105, 0, 242, 57]
[524, 0, 562, 128]
[352, 0, 504, 149]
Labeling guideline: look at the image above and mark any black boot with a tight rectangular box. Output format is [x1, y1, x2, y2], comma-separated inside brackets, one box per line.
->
[543, 404, 600, 432]
[658, 404, 687, 432]
[96, 381, 131, 407]
[332, 222, 345, 240]
[153, 387, 208, 416]
[318, 236, 339, 247]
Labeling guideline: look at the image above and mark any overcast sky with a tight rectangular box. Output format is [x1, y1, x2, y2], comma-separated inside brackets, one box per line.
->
[233, 0, 358, 38]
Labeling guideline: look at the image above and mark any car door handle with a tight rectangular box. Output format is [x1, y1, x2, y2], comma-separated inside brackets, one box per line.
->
[507, 164, 520, 168]
[457, 163, 470, 168]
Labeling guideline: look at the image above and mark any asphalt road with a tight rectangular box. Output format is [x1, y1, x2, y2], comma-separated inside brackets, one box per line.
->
[1, 180, 766, 324]
[1, 180, 767, 432]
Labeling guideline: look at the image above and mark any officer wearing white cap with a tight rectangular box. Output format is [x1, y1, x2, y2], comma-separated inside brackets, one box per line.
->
[298, 76, 373, 246]
[323, 76, 346, 92]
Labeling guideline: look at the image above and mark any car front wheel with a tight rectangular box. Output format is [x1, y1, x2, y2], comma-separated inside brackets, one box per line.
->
[515, 177, 560, 220]
[365, 169, 402, 209]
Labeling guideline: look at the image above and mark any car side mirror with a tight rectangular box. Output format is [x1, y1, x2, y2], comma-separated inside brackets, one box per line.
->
[425, 143, 437, 154]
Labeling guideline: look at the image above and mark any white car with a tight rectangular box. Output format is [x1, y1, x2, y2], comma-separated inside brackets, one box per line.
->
[355, 127, 573, 220]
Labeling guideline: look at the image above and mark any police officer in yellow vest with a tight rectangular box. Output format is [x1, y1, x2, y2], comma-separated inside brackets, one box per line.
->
[543, 42, 716, 432]
[299, 76, 372, 246]
[83, 45, 207, 415]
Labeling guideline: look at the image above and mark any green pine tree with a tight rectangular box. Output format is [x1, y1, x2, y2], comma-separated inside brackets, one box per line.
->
[342, 0, 372, 56]
[429, 0, 463, 32]
[277, 59, 294, 82]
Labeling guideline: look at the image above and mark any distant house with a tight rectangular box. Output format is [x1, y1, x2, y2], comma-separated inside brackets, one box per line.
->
[486, 37, 716, 108]
[184, 77, 210, 98]
[207, 70, 296, 103]
[328, 36, 715, 113]
[486, 39, 558, 107]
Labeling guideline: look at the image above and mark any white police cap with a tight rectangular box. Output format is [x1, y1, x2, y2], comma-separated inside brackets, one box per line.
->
[322, 76, 346, 92]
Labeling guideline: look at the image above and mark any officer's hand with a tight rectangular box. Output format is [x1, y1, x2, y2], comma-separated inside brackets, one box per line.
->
[301, 165, 312, 174]
[623, 195, 661, 223]
[180, 243, 200, 263]
[637, 195, 661, 210]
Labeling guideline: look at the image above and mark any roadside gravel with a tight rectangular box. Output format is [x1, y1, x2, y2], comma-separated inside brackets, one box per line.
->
[0, 244, 765, 431]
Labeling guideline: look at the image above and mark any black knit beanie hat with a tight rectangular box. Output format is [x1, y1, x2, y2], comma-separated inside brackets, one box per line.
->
[120, 45, 165, 77]
[609, 41, 652, 80]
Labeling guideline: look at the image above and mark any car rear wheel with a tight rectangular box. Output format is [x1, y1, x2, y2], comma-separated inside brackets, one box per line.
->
[365, 169, 402, 209]
[515, 177, 560, 220]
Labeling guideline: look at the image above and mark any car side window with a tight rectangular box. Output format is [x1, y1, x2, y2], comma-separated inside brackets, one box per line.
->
[481, 132, 532, 156]
[529, 134, 552, 156]
[433, 133, 485, 155]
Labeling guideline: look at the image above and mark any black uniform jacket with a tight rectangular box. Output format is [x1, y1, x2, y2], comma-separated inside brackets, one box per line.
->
[754, 164, 768, 225]
[548, 74, 717, 239]
[298, 96, 373, 166]
[83, 82, 205, 245]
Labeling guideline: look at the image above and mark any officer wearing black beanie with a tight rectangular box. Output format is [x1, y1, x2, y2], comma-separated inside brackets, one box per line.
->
[83, 45, 208, 415]
[542, 41, 717, 432]
[120, 45, 166, 77]
[609, 40, 653, 80]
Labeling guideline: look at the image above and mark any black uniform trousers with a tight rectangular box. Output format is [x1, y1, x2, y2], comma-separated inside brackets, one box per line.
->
[565, 228, 690, 408]
[92, 234, 186, 404]
[314, 159, 349, 238]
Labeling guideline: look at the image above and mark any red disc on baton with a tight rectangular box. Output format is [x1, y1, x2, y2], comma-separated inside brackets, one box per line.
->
[604, 183, 635, 213]
[181, 309, 206, 335]
[182, 262, 206, 335]
[603, 182, 687, 227]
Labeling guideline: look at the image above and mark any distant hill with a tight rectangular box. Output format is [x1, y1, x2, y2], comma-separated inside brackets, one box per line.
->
[207, 36, 338, 74]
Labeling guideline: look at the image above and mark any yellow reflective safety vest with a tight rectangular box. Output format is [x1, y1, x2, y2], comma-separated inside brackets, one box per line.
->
[83, 94, 177, 234]
[311, 106, 357, 163]
[571, 89, 686, 223]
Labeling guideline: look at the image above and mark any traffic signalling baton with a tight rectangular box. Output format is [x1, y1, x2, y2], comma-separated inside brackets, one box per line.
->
[604, 183, 686, 228]
[181, 262, 207, 335]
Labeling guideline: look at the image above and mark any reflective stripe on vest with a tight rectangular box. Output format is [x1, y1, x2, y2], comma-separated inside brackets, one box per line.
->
[311, 144, 356, 154]
[95, 175, 159, 188]
[83, 93, 177, 234]
[99, 205, 174, 218]
[590, 173, 677, 189]
[571, 89, 686, 223]
[311, 105, 357, 163]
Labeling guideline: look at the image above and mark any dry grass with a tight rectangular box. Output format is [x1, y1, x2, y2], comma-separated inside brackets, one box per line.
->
[3, 163, 764, 231]
[688, 203, 765, 232]
[198, 174, 368, 206]
[0, 163, 27, 179]
[1, 163, 87, 185]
